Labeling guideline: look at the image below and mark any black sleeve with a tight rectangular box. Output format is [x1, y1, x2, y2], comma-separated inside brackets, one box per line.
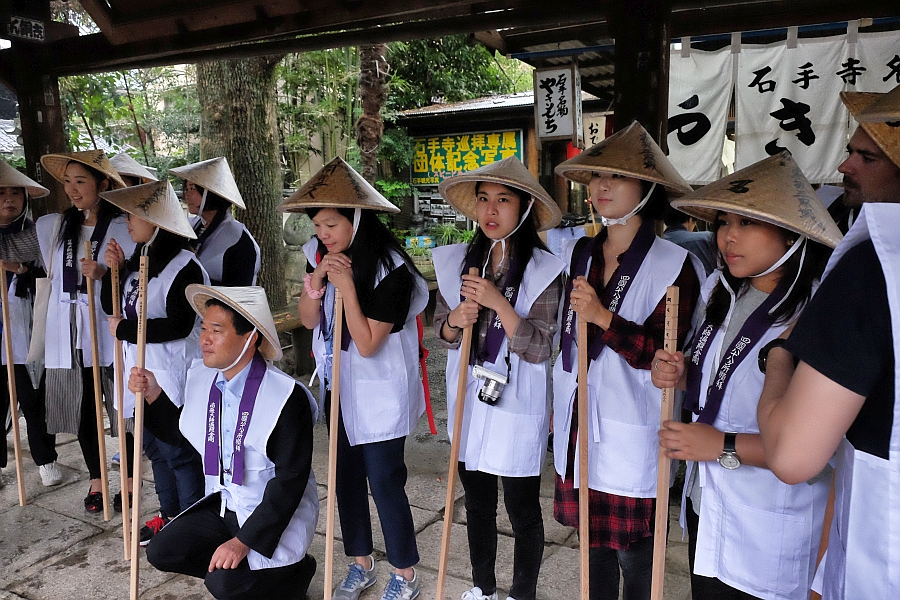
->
[236, 384, 314, 558]
[364, 264, 415, 332]
[100, 267, 115, 315]
[116, 260, 205, 344]
[143, 390, 185, 446]
[219, 231, 259, 286]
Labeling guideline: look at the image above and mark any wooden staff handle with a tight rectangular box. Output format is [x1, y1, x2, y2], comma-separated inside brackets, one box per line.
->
[129, 256, 149, 600]
[111, 262, 131, 559]
[435, 266, 479, 600]
[1, 269, 27, 506]
[577, 315, 589, 600]
[324, 288, 344, 600]
[84, 241, 111, 521]
[651, 286, 680, 600]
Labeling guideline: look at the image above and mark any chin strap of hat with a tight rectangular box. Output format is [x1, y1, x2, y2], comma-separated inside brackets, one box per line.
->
[198, 188, 209, 225]
[479, 199, 534, 276]
[218, 327, 258, 373]
[600, 182, 657, 227]
[349, 208, 362, 246]
[80, 197, 102, 221]
[141, 227, 160, 257]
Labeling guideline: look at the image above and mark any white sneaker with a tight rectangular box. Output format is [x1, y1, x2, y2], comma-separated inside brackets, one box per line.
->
[332, 557, 377, 600]
[39, 462, 63, 486]
[381, 569, 419, 600]
[461, 588, 497, 600]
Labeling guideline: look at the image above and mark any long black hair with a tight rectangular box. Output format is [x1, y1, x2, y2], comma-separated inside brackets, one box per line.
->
[124, 226, 194, 280]
[56, 162, 122, 248]
[463, 182, 550, 272]
[307, 206, 422, 309]
[705, 213, 832, 327]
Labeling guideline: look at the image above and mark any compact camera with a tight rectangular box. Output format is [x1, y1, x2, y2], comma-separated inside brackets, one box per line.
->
[472, 365, 508, 406]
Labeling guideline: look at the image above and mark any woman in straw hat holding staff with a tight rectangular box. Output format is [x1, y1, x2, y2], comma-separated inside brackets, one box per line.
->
[0, 150, 136, 513]
[170, 157, 260, 287]
[432, 157, 564, 600]
[0, 160, 62, 488]
[91, 179, 209, 544]
[650, 152, 838, 600]
[552, 122, 702, 600]
[282, 157, 428, 600]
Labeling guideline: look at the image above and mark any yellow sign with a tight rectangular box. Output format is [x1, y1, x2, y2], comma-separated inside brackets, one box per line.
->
[411, 130, 523, 185]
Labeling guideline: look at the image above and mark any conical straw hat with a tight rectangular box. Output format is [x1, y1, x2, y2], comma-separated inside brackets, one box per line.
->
[438, 156, 561, 231]
[169, 157, 245, 209]
[0, 160, 49, 198]
[841, 91, 900, 169]
[110, 152, 158, 183]
[40, 150, 126, 190]
[185, 284, 282, 361]
[854, 84, 900, 122]
[278, 156, 399, 213]
[554, 120, 693, 197]
[100, 180, 196, 239]
[671, 151, 843, 248]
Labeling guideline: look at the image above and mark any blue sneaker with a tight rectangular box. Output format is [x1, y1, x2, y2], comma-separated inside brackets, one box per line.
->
[111, 453, 120, 468]
[332, 557, 376, 600]
[381, 569, 419, 600]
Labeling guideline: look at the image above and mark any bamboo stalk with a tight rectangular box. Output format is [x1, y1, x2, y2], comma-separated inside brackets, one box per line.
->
[435, 266, 479, 600]
[1, 267, 27, 506]
[84, 241, 111, 521]
[129, 256, 149, 600]
[650, 286, 680, 600]
[577, 315, 589, 600]
[111, 262, 131, 559]
[324, 289, 344, 600]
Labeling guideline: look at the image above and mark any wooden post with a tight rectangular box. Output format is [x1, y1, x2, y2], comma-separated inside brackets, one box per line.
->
[650, 286, 679, 600]
[129, 256, 149, 600]
[576, 316, 590, 599]
[324, 289, 344, 600]
[1, 268, 27, 506]
[435, 266, 479, 600]
[84, 241, 111, 521]
[111, 262, 132, 559]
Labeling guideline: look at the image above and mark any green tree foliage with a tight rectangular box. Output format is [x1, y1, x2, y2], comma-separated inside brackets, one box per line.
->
[59, 73, 127, 151]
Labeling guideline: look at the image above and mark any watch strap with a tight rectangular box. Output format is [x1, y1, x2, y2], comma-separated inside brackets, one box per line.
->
[724, 432, 737, 454]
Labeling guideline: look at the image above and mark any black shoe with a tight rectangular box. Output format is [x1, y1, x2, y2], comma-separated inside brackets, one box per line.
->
[290, 554, 317, 600]
[113, 491, 133, 513]
[84, 489, 103, 513]
[139, 514, 169, 546]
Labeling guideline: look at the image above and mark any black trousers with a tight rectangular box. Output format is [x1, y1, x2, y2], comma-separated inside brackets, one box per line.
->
[0, 365, 56, 468]
[457, 464, 544, 600]
[78, 367, 134, 480]
[146, 500, 314, 600]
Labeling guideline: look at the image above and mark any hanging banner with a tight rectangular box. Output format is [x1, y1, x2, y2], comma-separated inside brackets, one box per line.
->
[533, 65, 583, 146]
[852, 30, 900, 93]
[667, 46, 734, 184]
[582, 113, 607, 147]
[411, 130, 522, 185]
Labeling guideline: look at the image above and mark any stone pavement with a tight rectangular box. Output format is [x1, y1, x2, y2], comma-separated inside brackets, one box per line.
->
[0, 332, 691, 599]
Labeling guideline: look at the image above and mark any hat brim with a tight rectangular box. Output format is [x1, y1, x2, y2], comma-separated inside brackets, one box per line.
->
[100, 182, 197, 240]
[40, 153, 126, 190]
[186, 285, 282, 361]
[841, 91, 900, 170]
[438, 176, 561, 231]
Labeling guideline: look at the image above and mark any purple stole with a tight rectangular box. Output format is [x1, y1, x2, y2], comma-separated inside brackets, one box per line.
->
[123, 276, 141, 320]
[461, 250, 525, 366]
[62, 213, 112, 294]
[203, 352, 266, 486]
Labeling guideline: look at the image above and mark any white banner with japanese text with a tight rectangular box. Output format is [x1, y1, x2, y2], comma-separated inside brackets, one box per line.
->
[668, 47, 734, 184]
[853, 31, 900, 93]
[534, 65, 582, 144]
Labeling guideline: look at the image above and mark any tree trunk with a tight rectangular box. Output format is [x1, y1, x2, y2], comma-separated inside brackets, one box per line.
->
[356, 44, 389, 184]
[197, 56, 287, 307]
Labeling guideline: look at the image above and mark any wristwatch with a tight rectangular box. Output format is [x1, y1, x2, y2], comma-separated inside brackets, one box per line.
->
[718, 432, 741, 470]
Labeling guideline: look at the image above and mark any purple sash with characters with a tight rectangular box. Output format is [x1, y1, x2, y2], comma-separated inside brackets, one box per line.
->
[560, 219, 656, 373]
[123, 276, 141, 320]
[62, 213, 112, 294]
[683, 280, 787, 425]
[204, 352, 266, 486]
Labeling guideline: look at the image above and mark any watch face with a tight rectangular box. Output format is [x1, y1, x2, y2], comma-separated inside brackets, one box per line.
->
[718, 453, 741, 470]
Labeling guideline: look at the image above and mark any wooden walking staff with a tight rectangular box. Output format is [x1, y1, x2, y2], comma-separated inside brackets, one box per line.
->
[1, 269, 27, 506]
[324, 288, 344, 600]
[435, 266, 479, 600]
[576, 316, 589, 600]
[129, 256, 149, 600]
[650, 286, 679, 600]
[111, 262, 132, 559]
[84, 241, 111, 521]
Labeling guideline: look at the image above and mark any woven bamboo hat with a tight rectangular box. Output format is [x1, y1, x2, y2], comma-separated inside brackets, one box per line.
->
[854, 84, 900, 122]
[278, 156, 399, 213]
[100, 180, 196, 239]
[0, 160, 49, 198]
[437, 156, 561, 231]
[671, 151, 843, 248]
[841, 91, 900, 169]
[186, 284, 282, 361]
[554, 120, 693, 197]
[110, 152, 158, 183]
[169, 157, 245, 209]
[40, 150, 126, 190]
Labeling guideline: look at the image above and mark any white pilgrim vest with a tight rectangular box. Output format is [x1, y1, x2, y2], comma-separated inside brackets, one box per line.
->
[552, 234, 698, 497]
[434, 244, 564, 477]
[120, 250, 209, 416]
[303, 238, 428, 446]
[818, 203, 900, 600]
[180, 359, 319, 570]
[687, 273, 829, 600]
[192, 213, 260, 285]
[35, 214, 136, 369]
[1, 272, 34, 365]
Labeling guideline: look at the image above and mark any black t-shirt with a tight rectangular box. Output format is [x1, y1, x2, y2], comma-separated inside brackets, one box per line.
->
[786, 240, 894, 459]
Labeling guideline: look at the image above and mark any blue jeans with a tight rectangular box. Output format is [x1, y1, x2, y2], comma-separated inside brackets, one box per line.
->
[144, 427, 205, 518]
[589, 535, 653, 600]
